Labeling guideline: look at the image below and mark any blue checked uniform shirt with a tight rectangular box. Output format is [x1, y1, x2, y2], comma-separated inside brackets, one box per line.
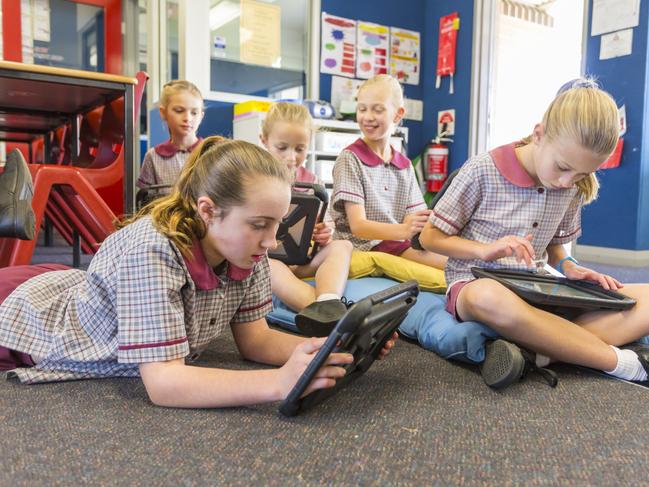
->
[429, 142, 582, 287]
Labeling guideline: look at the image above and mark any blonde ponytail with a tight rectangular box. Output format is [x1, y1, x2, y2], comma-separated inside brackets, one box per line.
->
[522, 79, 618, 204]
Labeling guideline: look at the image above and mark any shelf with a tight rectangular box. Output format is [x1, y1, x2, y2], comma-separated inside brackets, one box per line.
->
[313, 119, 360, 131]
[312, 150, 341, 158]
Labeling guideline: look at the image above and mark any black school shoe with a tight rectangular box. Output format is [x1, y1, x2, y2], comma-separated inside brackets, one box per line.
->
[621, 342, 649, 379]
[481, 339, 558, 389]
[295, 299, 349, 337]
[0, 149, 35, 240]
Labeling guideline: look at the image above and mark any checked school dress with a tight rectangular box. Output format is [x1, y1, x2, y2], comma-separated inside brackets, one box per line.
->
[330, 138, 427, 253]
[428, 142, 582, 319]
[137, 138, 202, 193]
[0, 216, 273, 383]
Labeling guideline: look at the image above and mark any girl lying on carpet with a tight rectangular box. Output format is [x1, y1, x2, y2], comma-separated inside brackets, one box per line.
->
[0, 137, 396, 408]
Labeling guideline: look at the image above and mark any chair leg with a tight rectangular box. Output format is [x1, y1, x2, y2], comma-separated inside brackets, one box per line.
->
[72, 230, 80, 268]
[44, 216, 54, 246]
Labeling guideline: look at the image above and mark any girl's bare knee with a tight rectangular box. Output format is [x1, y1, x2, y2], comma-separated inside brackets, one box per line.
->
[461, 280, 520, 331]
[328, 240, 353, 255]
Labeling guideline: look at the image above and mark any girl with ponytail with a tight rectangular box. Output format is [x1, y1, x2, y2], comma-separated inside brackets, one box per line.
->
[420, 79, 649, 390]
[0, 137, 399, 409]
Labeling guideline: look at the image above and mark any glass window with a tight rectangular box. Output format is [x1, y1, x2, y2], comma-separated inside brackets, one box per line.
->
[167, 0, 179, 81]
[209, 0, 306, 97]
[22, 0, 105, 71]
[488, 0, 585, 148]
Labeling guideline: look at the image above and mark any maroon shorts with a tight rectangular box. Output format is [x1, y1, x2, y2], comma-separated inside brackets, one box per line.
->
[444, 279, 474, 322]
[371, 239, 411, 256]
[0, 263, 70, 370]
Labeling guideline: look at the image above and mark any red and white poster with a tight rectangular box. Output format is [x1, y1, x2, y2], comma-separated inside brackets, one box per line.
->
[356, 21, 390, 79]
[320, 13, 356, 78]
[436, 12, 459, 94]
[389, 27, 420, 85]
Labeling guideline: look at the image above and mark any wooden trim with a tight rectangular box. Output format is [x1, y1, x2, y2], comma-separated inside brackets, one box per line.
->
[0, 61, 136, 84]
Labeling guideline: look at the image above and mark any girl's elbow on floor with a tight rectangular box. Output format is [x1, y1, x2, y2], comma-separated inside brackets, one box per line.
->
[139, 361, 184, 407]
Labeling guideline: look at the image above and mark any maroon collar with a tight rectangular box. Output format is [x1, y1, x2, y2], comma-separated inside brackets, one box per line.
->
[182, 240, 253, 290]
[346, 138, 411, 170]
[489, 142, 537, 188]
[154, 138, 203, 158]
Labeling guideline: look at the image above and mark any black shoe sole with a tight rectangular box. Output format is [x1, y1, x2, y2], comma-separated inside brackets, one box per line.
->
[481, 340, 525, 389]
[294, 315, 334, 337]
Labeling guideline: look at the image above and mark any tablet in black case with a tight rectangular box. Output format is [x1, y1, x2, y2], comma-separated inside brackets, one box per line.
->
[269, 182, 329, 266]
[471, 267, 636, 318]
[279, 280, 419, 417]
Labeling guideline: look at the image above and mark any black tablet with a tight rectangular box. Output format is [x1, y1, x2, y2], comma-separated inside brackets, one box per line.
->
[279, 280, 419, 417]
[269, 182, 329, 266]
[471, 267, 636, 318]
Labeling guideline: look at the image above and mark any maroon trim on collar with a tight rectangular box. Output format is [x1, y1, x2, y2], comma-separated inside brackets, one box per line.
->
[227, 263, 253, 281]
[489, 142, 536, 188]
[345, 138, 410, 170]
[182, 241, 253, 290]
[154, 137, 203, 158]
[295, 166, 317, 184]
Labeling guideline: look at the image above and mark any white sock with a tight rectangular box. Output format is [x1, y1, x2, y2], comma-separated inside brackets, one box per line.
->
[535, 353, 551, 368]
[316, 293, 340, 302]
[605, 346, 648, 381]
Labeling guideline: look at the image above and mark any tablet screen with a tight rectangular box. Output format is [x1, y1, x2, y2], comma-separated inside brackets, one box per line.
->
[501, 277, 599, 299]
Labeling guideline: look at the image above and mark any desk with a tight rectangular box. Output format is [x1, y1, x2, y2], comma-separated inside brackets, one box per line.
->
[0, 61, 137, 212]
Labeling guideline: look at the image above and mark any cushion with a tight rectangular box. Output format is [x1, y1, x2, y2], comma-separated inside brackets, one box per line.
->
[348, 251, 447, 293]
[268, 277, 498, 364]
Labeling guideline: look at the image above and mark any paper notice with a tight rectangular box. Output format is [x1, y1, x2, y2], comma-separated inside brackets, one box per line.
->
[240, 0, 281, 67]
[599, 28, 633, 60]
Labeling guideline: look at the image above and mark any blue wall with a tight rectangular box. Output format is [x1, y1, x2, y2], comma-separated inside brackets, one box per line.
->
[581, 0, 649, 250]
[320, 0, 427, 158]
[319, 0, 475, 171]
[422, 1, 474, 172]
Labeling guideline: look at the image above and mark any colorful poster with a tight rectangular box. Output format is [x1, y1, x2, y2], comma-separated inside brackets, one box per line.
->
[320, 13, 356, 77]
[389, 27, 420, 85]
[356, 21, 389, 79]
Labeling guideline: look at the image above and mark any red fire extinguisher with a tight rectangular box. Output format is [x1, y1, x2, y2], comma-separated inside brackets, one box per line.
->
[425, 133, 453, 192]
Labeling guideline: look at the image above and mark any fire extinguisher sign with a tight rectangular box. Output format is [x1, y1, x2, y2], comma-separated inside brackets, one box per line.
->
[437, 109, 455, 136]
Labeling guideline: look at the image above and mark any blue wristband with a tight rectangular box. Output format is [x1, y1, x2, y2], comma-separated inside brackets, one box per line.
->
[556, 256, 578, 273]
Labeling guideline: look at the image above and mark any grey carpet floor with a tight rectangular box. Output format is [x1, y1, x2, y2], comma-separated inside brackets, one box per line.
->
[1, 332, 648, 486]
[17, 238, 649, 484]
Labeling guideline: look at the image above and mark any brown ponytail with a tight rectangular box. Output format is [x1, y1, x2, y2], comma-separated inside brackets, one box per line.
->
[121, 136, 291, 255]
